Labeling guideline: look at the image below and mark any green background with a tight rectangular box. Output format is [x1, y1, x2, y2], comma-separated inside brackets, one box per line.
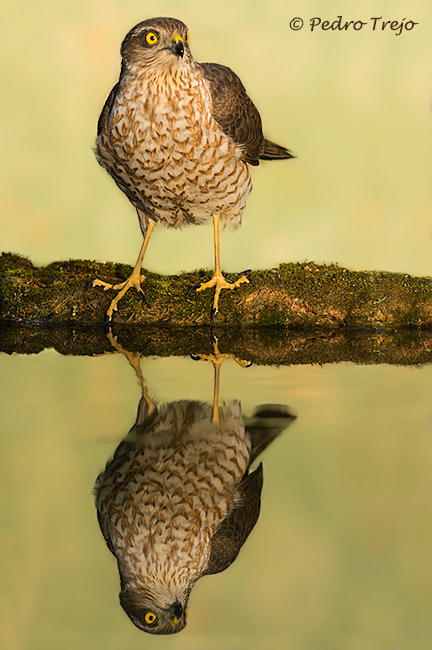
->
[1, 0, 432, 276]
[2, 2, 432, 647]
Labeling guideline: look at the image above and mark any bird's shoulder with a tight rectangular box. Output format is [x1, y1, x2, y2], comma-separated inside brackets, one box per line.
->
[97, 81, 121, 136]
[197, 62, 264, 166]
[96, 507, 117, 556]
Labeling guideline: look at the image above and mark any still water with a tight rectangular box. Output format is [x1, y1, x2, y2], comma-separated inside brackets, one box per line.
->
[1, 334, 432, 650]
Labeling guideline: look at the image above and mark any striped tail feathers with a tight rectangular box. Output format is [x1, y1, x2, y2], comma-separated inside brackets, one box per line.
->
[261, 138, 295, 160]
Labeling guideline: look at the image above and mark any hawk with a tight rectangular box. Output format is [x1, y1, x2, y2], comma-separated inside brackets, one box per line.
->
[94, 336, 296, 634]
[92, 17, 293, 321]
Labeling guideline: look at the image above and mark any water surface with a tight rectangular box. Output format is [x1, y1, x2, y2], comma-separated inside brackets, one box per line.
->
[1, 342, 432, 649]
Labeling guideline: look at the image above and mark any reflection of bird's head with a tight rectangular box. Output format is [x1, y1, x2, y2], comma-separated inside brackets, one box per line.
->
[119, 582, 188, 635]
[120, 17, 192, 73]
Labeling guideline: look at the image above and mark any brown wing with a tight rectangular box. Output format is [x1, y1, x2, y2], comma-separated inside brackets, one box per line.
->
[97, 82, 120, 136]
[203, 463, 263, 575]
[96, 508, 116, 556]
[199, 62, 293, 165]
[198, 62, 264, 166]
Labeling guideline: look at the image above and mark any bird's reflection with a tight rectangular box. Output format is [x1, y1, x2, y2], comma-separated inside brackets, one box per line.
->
[95, 333, 295, 634]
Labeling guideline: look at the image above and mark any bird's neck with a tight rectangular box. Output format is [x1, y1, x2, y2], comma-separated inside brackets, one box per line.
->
[122, 58, 200, 90]
[122, 562, 194, 610]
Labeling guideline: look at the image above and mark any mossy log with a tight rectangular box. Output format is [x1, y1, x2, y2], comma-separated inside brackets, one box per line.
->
[2, 252, 432, 364]
[1, 252, 432, 331]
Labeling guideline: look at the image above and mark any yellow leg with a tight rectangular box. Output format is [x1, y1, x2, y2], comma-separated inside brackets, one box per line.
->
[92, 219, 156, 322]
[196, 214, 249, 318]
[106, 327, 156, 424]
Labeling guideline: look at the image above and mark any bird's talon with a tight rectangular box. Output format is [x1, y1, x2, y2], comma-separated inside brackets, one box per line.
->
[241, 270, 254, 287]
[104, 321, 113, 336]
[138, 289, 150, 307]
[187, 282, 202, 296]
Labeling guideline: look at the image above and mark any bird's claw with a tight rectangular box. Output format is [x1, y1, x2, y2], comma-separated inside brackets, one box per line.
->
[187, 282, 202, 296]
[138, 289, 150, 307]
[240, 269, 254, 287]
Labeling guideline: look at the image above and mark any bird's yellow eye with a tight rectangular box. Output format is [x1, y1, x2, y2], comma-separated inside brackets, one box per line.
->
[185, 33, 189, 43]
[144, 612, 157, 625]
[145, 32, 158, 46]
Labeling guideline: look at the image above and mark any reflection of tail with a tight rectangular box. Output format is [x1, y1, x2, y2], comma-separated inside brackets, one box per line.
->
[245, 404, 296, 465]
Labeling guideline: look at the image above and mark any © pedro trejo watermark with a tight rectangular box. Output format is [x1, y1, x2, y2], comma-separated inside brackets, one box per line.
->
[289, 16, 418, 35]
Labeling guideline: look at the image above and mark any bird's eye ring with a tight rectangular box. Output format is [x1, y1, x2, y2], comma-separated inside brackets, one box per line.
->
[145, 32, 158, 45]
[185, 33, 189, 43]
[144, 611, 157, 625]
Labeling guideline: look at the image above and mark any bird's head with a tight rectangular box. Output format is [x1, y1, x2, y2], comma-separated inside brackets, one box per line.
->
[120, 17, 192, 74]
[119, 583, 189, 635]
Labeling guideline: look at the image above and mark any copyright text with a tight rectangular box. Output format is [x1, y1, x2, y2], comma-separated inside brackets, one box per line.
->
[289, 16, 418, 35]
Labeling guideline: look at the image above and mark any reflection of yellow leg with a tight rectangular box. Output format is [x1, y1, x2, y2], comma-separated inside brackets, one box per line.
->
[212, 361, 221, 423]
[92, 218, 156, 322]
[195, 215, 249, 318]
[194, 336, 252, 422]
[106, 328, 155, 416]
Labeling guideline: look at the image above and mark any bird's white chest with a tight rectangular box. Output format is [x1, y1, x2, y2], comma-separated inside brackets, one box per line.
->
[97, 68, 251, 226]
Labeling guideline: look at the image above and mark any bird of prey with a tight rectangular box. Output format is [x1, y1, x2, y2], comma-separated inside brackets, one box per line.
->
[94, 334, 296, 634]
[92, 16, 293, 321]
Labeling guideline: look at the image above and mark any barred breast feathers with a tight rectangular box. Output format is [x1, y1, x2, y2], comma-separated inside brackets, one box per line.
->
[96, 63, 252, 228]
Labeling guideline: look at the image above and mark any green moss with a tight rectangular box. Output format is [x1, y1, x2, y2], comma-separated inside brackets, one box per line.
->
[2, 252, 432, 330]
[257, 304, 289, 327]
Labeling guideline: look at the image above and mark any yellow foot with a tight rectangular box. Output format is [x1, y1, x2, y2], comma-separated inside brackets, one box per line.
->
[92, 273, 147, 322]
[190, 335, 252, 422]
[193, 351, 252, 369]
[195, 271, 249, 319]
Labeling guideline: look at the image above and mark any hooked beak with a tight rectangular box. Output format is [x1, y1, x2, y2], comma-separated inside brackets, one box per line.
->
[171, 34, 184, 58]
[169, 601, 184, 625]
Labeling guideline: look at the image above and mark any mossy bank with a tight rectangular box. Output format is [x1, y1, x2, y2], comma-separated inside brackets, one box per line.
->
[1, 252, 432, 330]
